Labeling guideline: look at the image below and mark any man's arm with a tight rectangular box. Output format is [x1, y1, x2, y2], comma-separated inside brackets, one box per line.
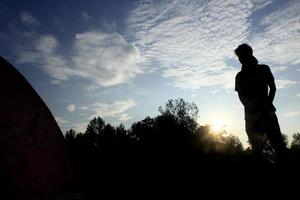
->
[237, 92, 248, 106]
[235, 73, 251, 107]
[265, 65, 276, 103]
[268, 79, 276, 103]
[237, 92, 256, 110]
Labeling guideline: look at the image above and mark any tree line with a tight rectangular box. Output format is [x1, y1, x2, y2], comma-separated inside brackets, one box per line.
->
[63, 98, 300, 199]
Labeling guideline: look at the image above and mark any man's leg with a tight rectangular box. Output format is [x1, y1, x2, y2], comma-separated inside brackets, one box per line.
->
[264, 112, 288, 163]
[246, 119, 266, 161]
[247, 131, 265, 157]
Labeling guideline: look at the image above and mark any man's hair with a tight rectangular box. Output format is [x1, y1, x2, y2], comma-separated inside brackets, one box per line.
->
[235, 43, 253, 56]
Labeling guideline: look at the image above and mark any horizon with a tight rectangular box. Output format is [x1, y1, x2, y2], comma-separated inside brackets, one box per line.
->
[0, 0, 299, 146]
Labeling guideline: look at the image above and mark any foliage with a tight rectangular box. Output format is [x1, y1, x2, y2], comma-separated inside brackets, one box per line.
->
[65, 129, 76, 143]
[291, 132, 300, 149]
[62, 98, 299, 199]
[85, 117, 105, 136]
[159, 98, 199, 131]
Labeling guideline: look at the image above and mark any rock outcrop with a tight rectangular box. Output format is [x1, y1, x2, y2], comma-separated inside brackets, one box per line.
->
[0, 56, 74, 199]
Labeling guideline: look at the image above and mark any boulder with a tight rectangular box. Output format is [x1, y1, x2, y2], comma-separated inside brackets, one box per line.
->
[0, 56, 74, 199]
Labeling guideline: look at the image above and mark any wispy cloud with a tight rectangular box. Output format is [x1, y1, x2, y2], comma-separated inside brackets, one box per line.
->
[117, 113, 133, 122]
[14, 0, 300, 93]
[101, 20, 117, 32]
[284, 112, 300, 117]
[276, 79, 298, 89]
[250, 1, 300, 65]
[35, 35, 72, 81]
[72, 32, 142, 87]
[20, 11, 39, 26]
[272, 66, 288, 73]
[71, 122, 87, 133]
[18, 31, 142, 87]
[79, 83, 99, 92]
[126, 0, 271, 90]
[80, 99, 136, 121]
[126, 0, 300, 90]
[252, 0, 273, 11]
[55, 117, 68, 126]
[67, 104, 76, 112]
[81, 11, 91, 20]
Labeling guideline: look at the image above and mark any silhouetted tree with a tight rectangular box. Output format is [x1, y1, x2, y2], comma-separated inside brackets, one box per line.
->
[159, 98, 198, 119]
[62, 98, 300, 200]
[193, 125, 215, 153]
[65, 129, 76, 143]
[215, 133, 244, 154]
[114, 124, 134, 153]
[116, 124, 127, 137]
[102, 124, 115, 138]
[291, 132, 300, 150]
[129, 116, 156, 143]
[289, 132, 300, 164]
[85, 117, 105, 136]
[159, 98, 198, 131]
[115, 124, 130, 145]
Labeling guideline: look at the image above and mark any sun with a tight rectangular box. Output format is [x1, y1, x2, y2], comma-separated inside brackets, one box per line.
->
[211, 119, 225, 132]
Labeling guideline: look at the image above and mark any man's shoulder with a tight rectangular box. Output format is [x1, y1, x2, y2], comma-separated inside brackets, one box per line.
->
[257, 64, 271, 71]
[235, 71, 243, 91]
[235, 70, 242, 78]
[235, 69, 248, 82]
[257, 64, 275, 82]
[258, 64, 274, 75]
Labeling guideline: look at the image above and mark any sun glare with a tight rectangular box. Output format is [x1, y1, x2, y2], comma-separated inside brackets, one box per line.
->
[211, 119, 225, 132]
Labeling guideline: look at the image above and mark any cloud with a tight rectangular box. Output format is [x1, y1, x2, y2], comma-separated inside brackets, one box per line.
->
[80, 83, 99, 92]
[81, 11, 91, 20]
[275, 79, 298, 89]
[55, 117, 68, 126]
[162, 66, 238, 90]
[117, 113, 133, 122]
[80, 99, 136, 121]
[284, 112, 300, 117]
[126, 0, 271, 90]
[272, 66, 288, 73]
[71, 122, 87, 133]
[101, 20, 117, 32]
[250, 1, 300, 65]
[126, 0, 300, 90]
[67, 104, 76, 112]
[50, 79, 62, 85]
[72, 32, 142, 86]
[252, 0, 273, 11]
[35, 35, 73, 81]
[17, 35, 73, 81]
[18, 31, 142, 87]
[296, 93, 300, 98]
[20, 11, 39, 26]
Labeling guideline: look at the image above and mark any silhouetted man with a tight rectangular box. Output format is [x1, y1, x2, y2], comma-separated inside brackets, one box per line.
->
[234, 44, 287, 163]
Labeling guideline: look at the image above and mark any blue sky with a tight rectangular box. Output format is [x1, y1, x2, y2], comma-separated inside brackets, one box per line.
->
[0, 0, 299, 145]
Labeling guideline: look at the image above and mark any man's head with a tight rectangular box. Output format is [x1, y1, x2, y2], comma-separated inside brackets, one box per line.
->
[235, 44, 256, 66]
[235, 43, 253, 56]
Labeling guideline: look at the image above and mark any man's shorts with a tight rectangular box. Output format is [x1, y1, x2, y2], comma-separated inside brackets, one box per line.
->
[245, 111, 281, 133]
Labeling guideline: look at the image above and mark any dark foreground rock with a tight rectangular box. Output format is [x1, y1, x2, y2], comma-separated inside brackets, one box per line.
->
[0, 56, 74, 200]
